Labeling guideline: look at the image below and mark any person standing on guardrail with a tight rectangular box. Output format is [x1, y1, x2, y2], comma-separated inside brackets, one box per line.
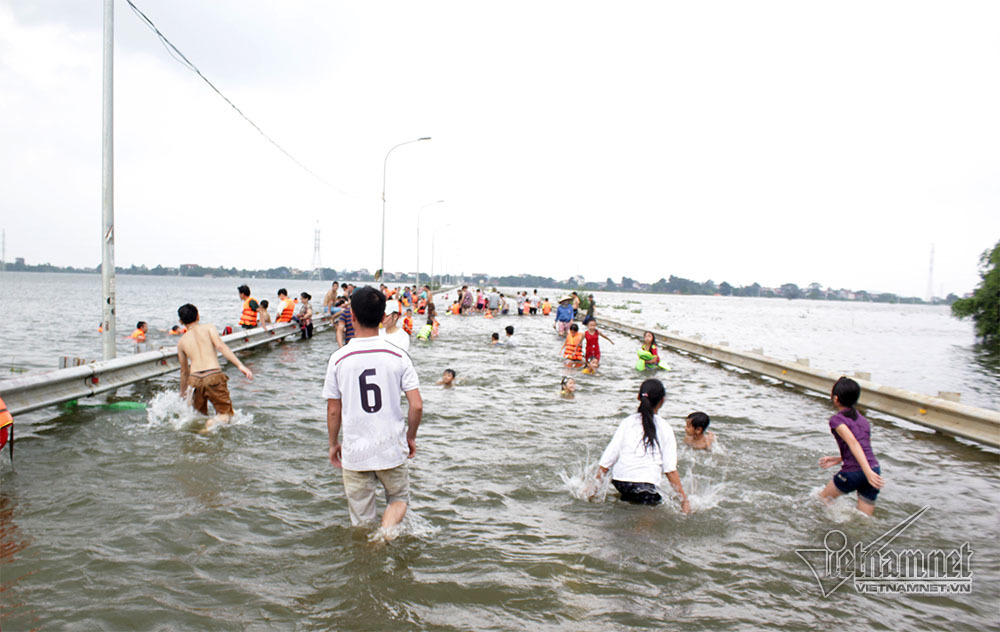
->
[177, 303, 254, 431]
[237, 285, 259, 330]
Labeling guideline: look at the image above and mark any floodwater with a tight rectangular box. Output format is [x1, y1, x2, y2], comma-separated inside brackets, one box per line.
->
[1, 273, 998, 631]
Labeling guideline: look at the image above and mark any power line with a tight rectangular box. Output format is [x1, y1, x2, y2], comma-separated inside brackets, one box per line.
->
[123, 0, 350, 196]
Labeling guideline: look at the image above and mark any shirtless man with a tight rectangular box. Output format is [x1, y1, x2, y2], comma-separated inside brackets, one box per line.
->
[322, 281, 340, 320]
[176, 303, 253, 430]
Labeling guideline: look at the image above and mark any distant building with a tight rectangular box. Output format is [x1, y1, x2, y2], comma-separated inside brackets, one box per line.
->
[15, 257, 25, 266]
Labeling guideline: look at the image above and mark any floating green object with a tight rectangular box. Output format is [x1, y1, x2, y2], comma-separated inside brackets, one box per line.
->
[102, 401, 147, 410]
[635, 349, 670, 372]
[61, 400, 146, 410]
[636, 349, 654, 371]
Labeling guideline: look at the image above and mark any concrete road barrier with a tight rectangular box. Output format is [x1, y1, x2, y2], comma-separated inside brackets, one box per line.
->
[1, 318, 334, 416]
[599, 316, 1000, 448]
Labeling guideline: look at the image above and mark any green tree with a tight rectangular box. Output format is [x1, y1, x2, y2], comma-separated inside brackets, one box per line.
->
[952, 239, 999, 343]
[780, 283, 802, 299]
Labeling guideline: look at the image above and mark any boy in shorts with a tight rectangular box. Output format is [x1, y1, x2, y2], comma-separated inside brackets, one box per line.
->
[176, 303, 254, 430]
[323, 286, 424, 535]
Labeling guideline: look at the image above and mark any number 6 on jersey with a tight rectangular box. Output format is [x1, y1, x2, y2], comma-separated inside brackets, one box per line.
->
[359, 369, 383, 413]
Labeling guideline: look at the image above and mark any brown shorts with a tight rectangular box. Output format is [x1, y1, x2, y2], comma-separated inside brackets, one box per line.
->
[189, 371, 233, 416]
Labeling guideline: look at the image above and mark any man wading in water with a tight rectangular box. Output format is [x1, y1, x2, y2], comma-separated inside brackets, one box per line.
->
[176, 303, 253, 431]
[323, 286, 423, 538]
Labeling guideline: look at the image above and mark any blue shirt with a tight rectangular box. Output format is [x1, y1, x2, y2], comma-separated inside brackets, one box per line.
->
[339, 306, 355, 341]
[555, 304, 574, 322]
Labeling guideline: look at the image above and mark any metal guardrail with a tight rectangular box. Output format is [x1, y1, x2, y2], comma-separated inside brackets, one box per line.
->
[599, 316, 1000, 448]
[0, 317, 336, 416]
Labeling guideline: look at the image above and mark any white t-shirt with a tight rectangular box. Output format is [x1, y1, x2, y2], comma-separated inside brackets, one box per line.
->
[322, 335, 420, 471]
[380, 327, 410, 353]
[599, 413, 678, 484]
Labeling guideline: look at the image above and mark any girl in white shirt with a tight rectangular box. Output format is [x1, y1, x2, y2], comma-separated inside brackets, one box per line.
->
[590, 379, 691, 514]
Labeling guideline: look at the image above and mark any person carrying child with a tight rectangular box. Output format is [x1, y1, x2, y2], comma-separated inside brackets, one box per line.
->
[818, 377, 884, 516]
[589, 378, 690, 513]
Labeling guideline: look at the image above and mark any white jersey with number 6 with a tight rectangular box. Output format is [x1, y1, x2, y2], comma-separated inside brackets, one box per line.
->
[322, 336, 420, 471]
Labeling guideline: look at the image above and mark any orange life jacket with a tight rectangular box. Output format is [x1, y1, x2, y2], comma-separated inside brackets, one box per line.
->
[402, 316, 413, 335]
[542, 302, 552, 315]
[484, 310, 493, 319]
[239, 297, 258, 327]
[0, 397, 12, 432]
[450, 303, 460, 315]
[0, 396, 12, 456]
[564, 332, 584, 361]
[129, 328, 146, 343]
[276, 297, 296, 323]
[417, 298, 427, 314]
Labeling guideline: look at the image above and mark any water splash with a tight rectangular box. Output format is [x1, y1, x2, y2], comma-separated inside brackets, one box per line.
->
[146, 391, 199, 430]
[559, 454, 609, 502]
[809, 484, 873, 523]
[678, 469, 727, 512]
[366, 510, 440, 543]
[145, 391, 252, 432]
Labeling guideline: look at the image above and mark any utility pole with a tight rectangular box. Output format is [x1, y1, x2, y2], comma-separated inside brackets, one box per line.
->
[926, 244, 935, 303]
[101, 0, 116, 360]
[311, 222, 322, 280]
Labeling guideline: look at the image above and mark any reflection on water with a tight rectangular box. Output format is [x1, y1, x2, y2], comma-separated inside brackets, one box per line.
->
[0, 274, 998, 630]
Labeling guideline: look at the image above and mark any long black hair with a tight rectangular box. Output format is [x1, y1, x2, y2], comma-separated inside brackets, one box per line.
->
[637, 378, 666, 453]
[832, 376, 861, 420]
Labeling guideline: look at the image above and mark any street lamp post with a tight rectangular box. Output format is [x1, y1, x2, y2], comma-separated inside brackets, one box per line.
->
[380, 136, 430, 281]
[416, 199, 444, 287]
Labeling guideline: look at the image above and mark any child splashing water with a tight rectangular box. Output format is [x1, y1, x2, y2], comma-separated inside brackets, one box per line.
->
[684, 412, 716, 450]
[818, 377, 884, 516]
[588, 379, 690, 514]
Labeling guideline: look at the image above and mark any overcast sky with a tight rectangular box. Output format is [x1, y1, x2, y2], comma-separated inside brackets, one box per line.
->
[1, 0, 997, 297]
